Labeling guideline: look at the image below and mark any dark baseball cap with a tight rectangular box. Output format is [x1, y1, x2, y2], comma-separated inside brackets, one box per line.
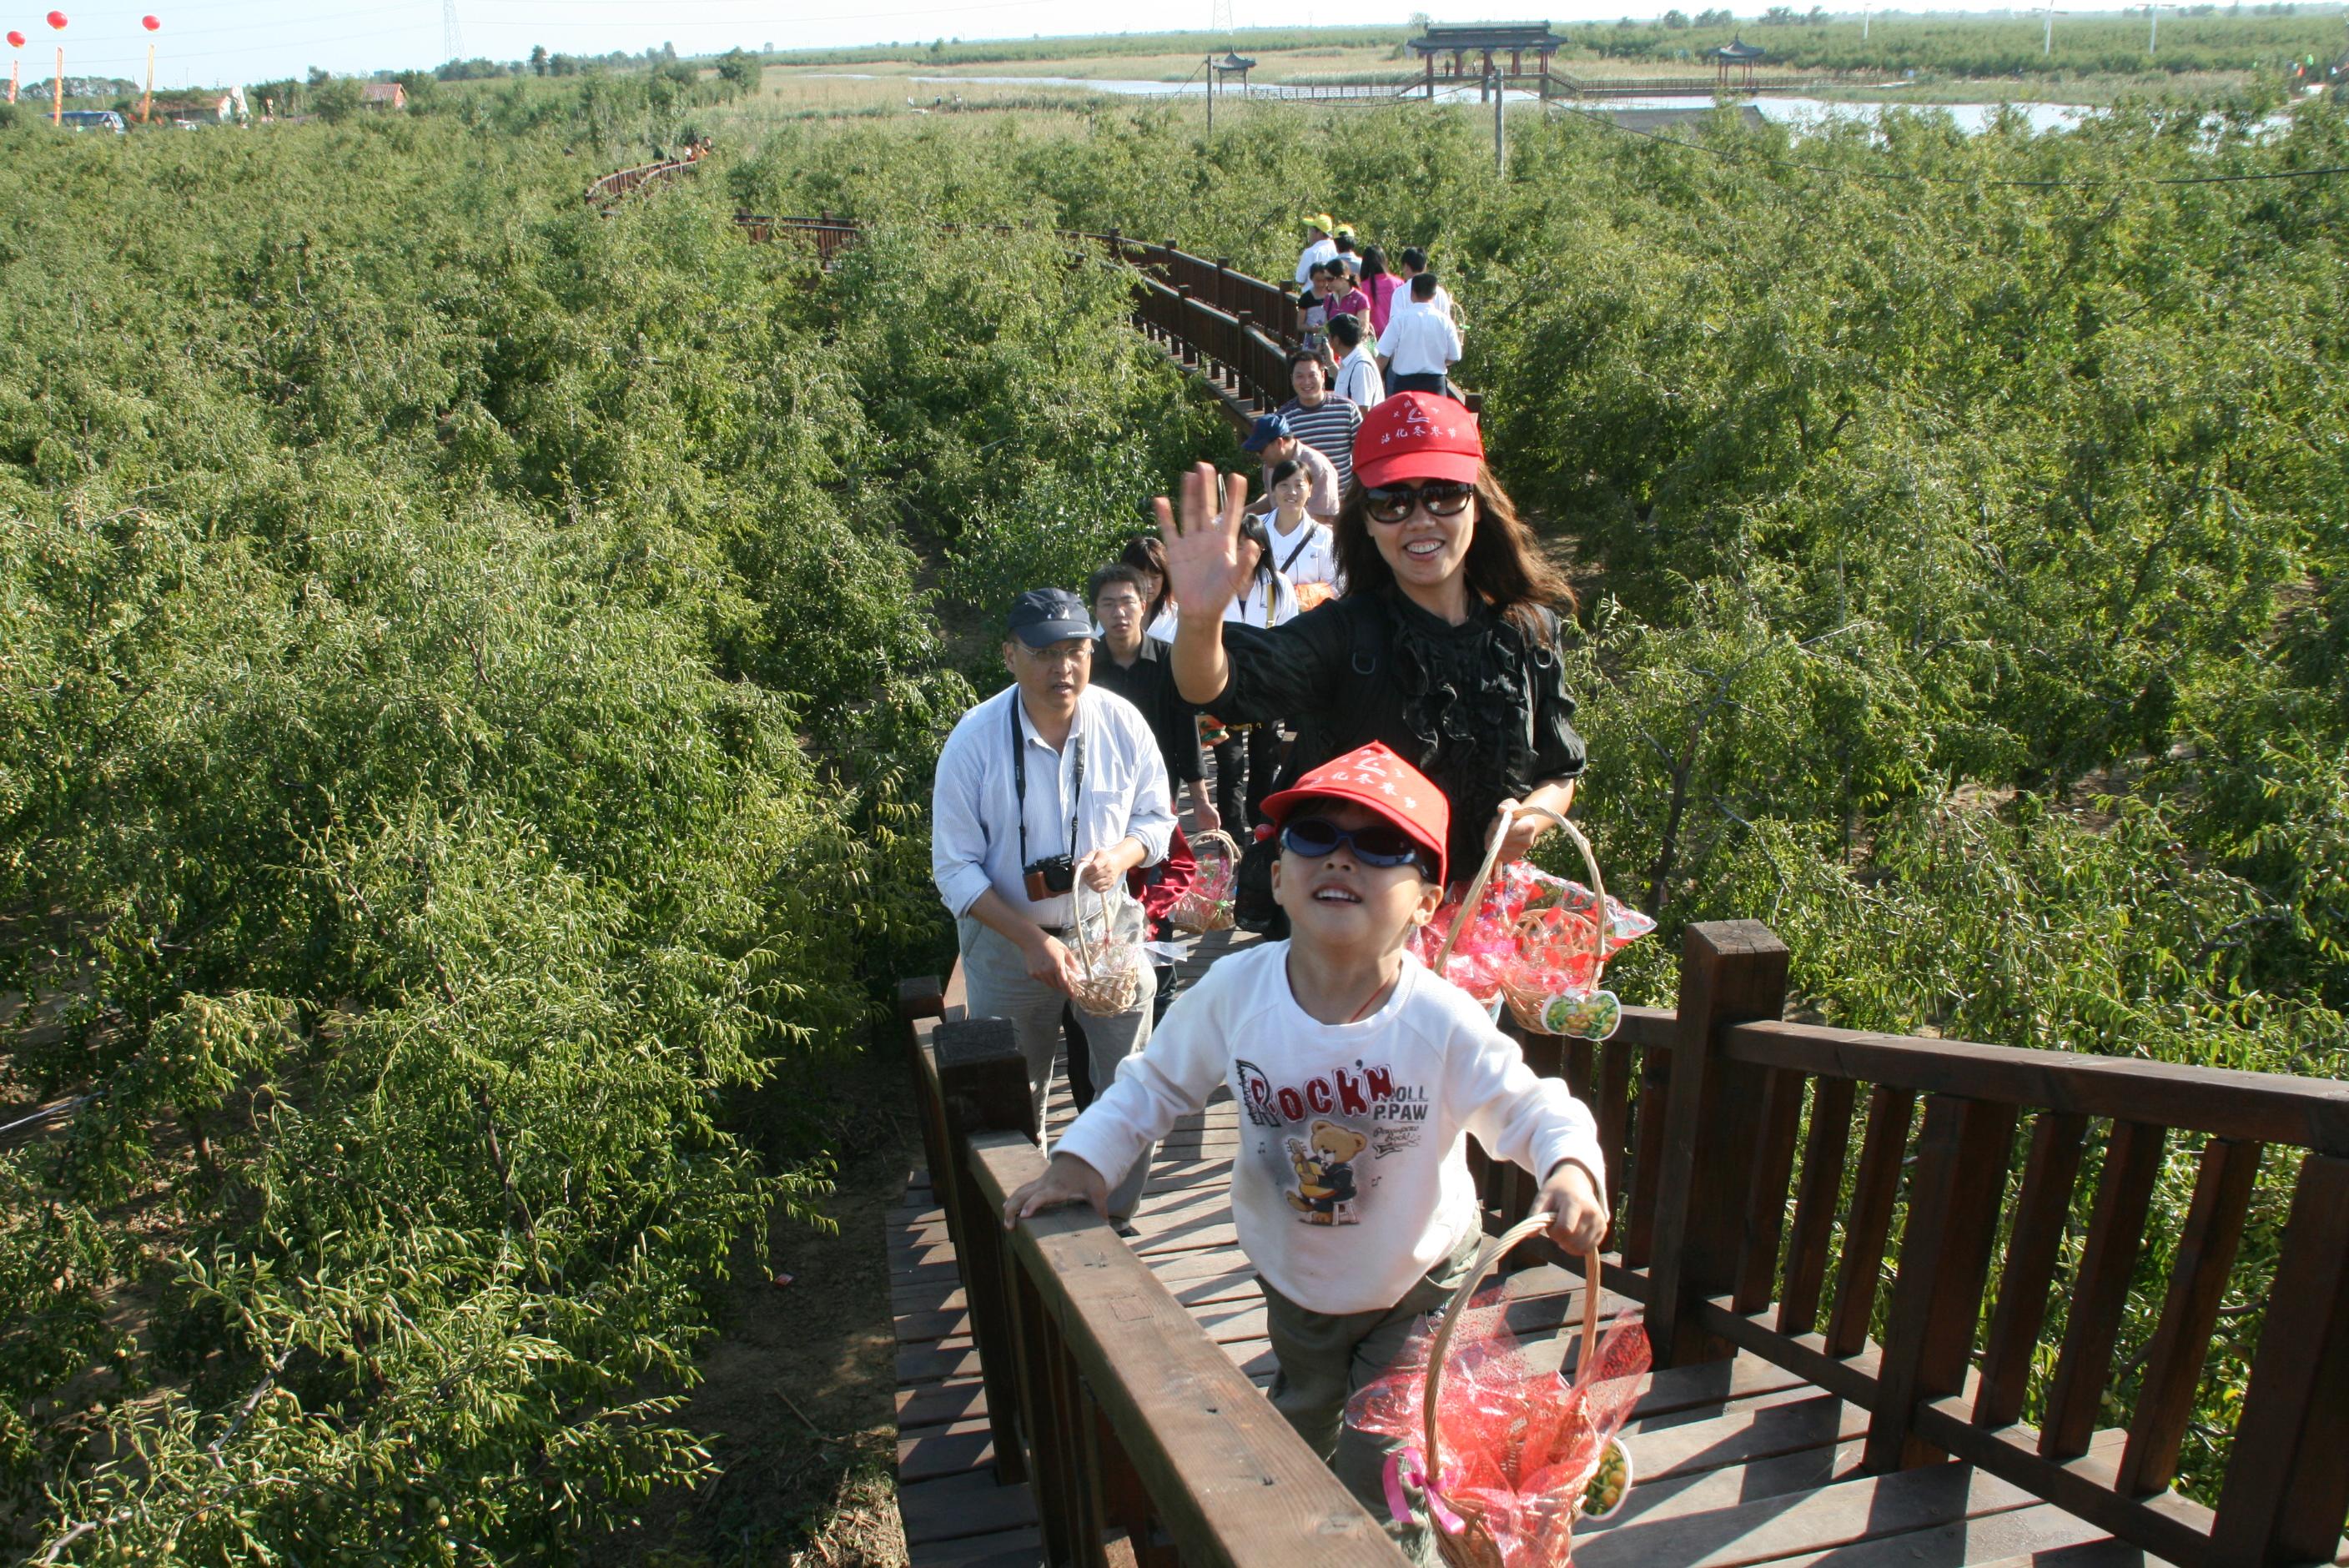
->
[1242, 412, 1291, 453]
[1005, 587, 1093, 647]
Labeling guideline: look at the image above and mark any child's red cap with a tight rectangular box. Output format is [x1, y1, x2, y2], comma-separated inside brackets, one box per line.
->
[1259, 741, 1451, 885]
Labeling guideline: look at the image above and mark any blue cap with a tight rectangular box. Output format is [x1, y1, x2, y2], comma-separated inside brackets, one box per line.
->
[1005, 587, 1092, 648]
[1243, 412, 1291, 453]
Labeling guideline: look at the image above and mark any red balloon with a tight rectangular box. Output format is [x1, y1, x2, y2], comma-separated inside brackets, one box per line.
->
[5, 29, 23, 45]
[46, 9, 66, 28]
[142, 13, 158, 28]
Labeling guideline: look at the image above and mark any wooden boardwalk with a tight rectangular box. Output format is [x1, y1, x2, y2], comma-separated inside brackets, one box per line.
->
[888, 928, 2150, 1568]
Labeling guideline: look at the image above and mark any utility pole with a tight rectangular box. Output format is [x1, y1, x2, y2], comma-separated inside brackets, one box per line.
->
[443, 0, 462, 63]
[2149, 2, 2159, 53]
[1862, 2, 1870, 42]
[1491, 65, 1504, 175]
[1205, 53, 1213, 133]
[2045, 0, 2054, 56]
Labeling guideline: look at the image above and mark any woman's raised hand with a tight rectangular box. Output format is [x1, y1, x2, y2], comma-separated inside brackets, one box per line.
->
[1152, 462, 1249, 626]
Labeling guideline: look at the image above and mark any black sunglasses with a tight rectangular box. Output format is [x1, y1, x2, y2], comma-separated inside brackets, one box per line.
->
[1363, 480, 1476, 526]
[1279, 816, 1432, 872]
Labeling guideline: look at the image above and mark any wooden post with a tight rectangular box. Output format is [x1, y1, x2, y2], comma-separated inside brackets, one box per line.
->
[1215, 258, 1232, 318]
[1425, 52, 1436, 99]
[1174, 285, 1195, 365]
[898, 977, 949, 1206]
[1644, 920, 1789, 1366]
[2209, 1151, 2349, 1568]
[935, 1016, 1041, 1487]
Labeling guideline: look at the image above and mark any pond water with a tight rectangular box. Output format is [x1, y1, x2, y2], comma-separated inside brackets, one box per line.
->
[812, 71, 2095, 134]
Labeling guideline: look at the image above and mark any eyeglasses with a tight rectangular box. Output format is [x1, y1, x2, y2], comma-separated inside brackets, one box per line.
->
[1019, 641, 1091, 665]
[1363, 481, 1476, 526]
[1279, 816, 1432, 872]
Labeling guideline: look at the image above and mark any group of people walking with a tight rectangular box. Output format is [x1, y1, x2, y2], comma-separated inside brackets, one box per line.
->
[1290, 213, 1464, 402]
[929, 223, 1599, 1565]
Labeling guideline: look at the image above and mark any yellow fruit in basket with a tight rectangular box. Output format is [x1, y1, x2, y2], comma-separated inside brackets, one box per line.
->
[1581, 1439, 1632, 1519]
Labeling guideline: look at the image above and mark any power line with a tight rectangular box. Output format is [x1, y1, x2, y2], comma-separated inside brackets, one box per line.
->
[1544, 98, 2349, 189]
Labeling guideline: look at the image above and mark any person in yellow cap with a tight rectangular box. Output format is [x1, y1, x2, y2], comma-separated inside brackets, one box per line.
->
[1296, 213, 1339, 288]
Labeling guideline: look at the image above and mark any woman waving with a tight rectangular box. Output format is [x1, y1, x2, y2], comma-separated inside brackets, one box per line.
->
[1157, 394, 1585, 911]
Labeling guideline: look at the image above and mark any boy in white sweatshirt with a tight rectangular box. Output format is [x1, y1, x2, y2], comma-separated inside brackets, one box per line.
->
[1003, 741, 1607, 1556]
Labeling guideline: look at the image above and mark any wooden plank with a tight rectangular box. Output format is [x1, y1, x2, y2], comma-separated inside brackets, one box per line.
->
[1618, 1394, 1867, 1480]
[1964, 1544, 2153, 1568]
[899, 1376, 989, 1432]
[901, 1421, 998, 1484]
[1868, 1094, 2018, 1470]
[1913, 1401, 2216, 1568]
[1722, 1021, 2349, 1156]
[2210, 1150, 2349, 1568]
[1596, 1034, 1636, 1249]
[1734, 1067, 1809, 1314]
[1778, 1074, 1855, 1337]
[1623, 1043, 1672, 1269]
[1978, 1111, 2090, 1428]
[2042, 1120, 2164, 1460]
[1580, 1440, 1866, 1535]
[2117, 1135, 2259, 1497]
[1750, 1504, 2116, 1568]
[1649, 921, 1791, 1364]
[1572, 1461, 2041, 1568]
[912, 1523, 1045, 1568]
[1826, 1086, 1914, 1359]
[896, 1469, 1038, 1545]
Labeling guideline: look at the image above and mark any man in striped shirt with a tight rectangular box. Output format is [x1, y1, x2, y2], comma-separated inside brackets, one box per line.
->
[1275, 349, 1365, 496]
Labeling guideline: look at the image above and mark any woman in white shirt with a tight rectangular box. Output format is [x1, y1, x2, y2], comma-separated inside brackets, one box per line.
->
[1262, 459, 1340, 609]
[1210, 515, 1299, 832]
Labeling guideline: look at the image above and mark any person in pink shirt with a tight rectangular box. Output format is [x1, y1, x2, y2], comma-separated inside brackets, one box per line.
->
[1323, 261, 1371, 328]
[1360, 246, 1404, 337]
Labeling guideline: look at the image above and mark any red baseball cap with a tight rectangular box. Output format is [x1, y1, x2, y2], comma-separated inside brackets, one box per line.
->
[1352, 391, 1483, 491]
[1259, 741, 1451, 886]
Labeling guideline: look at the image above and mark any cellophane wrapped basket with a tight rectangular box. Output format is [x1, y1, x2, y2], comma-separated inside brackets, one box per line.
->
[1347, 1221, 1651, 1568]
[1069, 883, 1149, 1017]
[1166, 829, 1239, 935]
[1405, 812, 1656, 1040]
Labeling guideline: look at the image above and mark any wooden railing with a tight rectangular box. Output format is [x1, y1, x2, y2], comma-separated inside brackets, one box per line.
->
[585, 156, 697, 204]
[903, 918, 2347, 1568]
[898, 973, 1407, 1568]
[1483, 921, 2349, 1568]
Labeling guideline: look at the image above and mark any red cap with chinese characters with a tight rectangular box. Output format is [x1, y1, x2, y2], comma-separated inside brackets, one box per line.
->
[1259, 741, 1451, 886]
[1351, 390, 1483, 490]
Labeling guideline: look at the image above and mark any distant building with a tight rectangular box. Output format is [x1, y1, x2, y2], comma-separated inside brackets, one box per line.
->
[361, 81, 407, 110]
[1408, 22, 1565, 83]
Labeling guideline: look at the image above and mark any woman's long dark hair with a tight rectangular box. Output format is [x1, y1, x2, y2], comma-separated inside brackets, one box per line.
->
[1120, 534, 1172, 625]
[1331, 463, 1576, 631]
[1360, 245, 1390, 281]
[1236, 515, 1279, 596]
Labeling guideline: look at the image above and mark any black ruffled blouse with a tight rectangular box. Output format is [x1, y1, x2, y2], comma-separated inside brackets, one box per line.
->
[1213, 591, 1587, 880]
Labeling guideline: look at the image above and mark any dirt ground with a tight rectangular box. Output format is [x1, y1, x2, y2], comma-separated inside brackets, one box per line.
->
[599, 1043, 922, 1568]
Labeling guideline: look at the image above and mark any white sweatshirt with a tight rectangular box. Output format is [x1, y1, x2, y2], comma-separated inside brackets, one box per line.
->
[1054, 942, 1605, 1315]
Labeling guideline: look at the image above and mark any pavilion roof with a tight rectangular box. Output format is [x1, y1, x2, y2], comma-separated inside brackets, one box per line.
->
[1408, 22, 1565, 54]
[1712, 38, 1768, 60]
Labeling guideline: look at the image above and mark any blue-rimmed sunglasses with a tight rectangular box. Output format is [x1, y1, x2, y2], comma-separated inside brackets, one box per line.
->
[1279, 816, 1433, 872]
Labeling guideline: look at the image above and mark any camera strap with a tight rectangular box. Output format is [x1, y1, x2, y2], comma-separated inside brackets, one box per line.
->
[1010, 696, 1085, 872]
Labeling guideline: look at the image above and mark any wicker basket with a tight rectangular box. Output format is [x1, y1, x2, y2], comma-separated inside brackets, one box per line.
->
[1166, 828, 1240, 935]
[1069, 882, 1148, 1018]
[1421, 1219, 1608, 1568]
[1433, 807, 1623, 1040]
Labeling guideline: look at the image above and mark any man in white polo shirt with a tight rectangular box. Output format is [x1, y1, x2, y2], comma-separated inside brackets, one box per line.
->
[1377, 273, 1463, 400]
[931, 588, 1175, 1230]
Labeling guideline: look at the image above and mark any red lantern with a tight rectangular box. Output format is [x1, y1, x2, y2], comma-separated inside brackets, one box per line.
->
[6, 28, 23, 45]
[46, 9, 66, 28]
[141, 13, 158, 28]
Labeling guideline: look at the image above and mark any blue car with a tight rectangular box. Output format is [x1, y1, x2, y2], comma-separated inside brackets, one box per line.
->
[59, 109, 128, 134]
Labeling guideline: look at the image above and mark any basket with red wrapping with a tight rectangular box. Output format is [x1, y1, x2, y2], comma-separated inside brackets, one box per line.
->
[1165, 828, 1239, 934]
[1404, 807, 1655, 1039]
[1346, 1220, 1650, 1568]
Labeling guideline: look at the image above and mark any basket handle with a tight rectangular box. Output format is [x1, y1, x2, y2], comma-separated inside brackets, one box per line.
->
[1421, 1219, 1602, 1507]
[1433, 802, 1573, 972]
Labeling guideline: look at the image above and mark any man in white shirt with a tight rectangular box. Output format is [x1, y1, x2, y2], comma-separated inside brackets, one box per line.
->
[930, 588, 1176, 1228]
[1376, 274, 1463, 400]
[1393, 246, 1461, 336]
[1328, 314, 1385, 410]
[1295, 213, 1338, 289]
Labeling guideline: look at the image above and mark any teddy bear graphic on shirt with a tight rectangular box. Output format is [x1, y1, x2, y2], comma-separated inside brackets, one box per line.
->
[1285, 1119, 1369, 1226]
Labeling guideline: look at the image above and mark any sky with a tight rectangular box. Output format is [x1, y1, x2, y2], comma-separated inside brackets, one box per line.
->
[6, 0, 2278, 92]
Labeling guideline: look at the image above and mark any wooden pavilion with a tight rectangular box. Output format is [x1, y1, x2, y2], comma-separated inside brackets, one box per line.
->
[1713, 37, 1769, 88]
[1409, 21, 1565, 93]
